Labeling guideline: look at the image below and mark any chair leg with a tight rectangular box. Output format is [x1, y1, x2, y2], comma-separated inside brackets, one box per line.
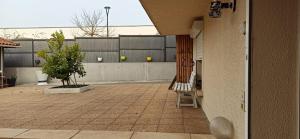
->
[0, 77, 3, 89]
[193, 92, 198, 108]
[176, 92, 181, 108]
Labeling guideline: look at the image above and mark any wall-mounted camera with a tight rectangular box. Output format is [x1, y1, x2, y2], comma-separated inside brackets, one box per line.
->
[209, 0, 236, 18]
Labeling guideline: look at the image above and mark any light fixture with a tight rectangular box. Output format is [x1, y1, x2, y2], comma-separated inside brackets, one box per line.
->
[209, 0, 236, 18]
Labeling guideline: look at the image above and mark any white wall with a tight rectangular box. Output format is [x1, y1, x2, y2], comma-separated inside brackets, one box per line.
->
[193, 32, 203, 80]
[5, 62, 176, 84]
[0, 48, 3, 72]
[193, 33, 203, 61]
[0, 25, 158, 39]
[201, 0, 246, 139]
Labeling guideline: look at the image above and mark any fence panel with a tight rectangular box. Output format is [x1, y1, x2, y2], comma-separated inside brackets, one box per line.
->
[76, 38, 119, 52]
[5, 40, 33, 53]
[166, 36, 176, 48]
[165, 36, 176, 62]
[4, 35, 176, 67]
[34, 40, 76, 52]
[83, 52, 119, 63]
[120, 36, 165, 50]
[33, 40, 48, 52]
[166, 48, 176, 62]
[120, 50, 164, 62]
[5, 53, 33, 67]
[4, 40, 34, 67]
[64, 40, 76, 46]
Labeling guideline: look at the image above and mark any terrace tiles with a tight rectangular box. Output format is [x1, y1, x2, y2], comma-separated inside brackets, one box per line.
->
[0, 83, 210, 134]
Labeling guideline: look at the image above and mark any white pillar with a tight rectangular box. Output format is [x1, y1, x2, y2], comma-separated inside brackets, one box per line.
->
[0, 47, 3, 73]
[0, 47, 3, 88]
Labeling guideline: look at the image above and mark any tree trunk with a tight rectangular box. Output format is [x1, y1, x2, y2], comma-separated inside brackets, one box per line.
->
[67, 79, 70, 86]
[73, 73, 78, 86]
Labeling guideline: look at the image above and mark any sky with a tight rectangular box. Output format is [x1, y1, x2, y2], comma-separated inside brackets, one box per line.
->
[0, 0, 153, 28]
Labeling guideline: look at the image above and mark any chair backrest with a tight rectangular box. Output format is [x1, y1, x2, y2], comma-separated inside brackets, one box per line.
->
[173, 71, 196, 92]
[188, 71, 196, 87]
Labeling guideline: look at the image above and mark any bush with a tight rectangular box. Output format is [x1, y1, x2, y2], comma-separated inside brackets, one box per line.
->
[37, 31, 86, 86]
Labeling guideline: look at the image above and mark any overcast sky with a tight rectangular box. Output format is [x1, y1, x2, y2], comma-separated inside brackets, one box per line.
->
[0, 0, 153, 28]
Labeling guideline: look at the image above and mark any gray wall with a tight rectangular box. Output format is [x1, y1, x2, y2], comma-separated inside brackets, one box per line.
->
[77, 38, 119, 63]
[5, 39, 34, 67]
[166, 35, 176, 62]
[5, 62, 176, 84]
[5, 36, 176, 67]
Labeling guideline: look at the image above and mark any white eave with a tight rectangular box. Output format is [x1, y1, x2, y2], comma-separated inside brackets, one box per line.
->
[139, 0, 209, 35]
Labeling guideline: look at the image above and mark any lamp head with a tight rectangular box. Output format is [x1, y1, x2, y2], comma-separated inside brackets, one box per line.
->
[104, 6, 111, 15]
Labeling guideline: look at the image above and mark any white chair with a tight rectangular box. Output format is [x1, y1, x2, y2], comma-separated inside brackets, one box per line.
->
[173, 71, 198, 108]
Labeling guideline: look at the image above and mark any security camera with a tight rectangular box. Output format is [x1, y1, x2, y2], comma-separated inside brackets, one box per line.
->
[209, 0, 236, 18]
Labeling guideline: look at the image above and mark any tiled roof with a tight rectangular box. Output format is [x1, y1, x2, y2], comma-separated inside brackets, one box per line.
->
[0, 37, 20, 47]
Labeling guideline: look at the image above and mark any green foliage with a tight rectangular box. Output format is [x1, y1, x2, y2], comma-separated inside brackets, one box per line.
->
[37, 31, 86, 86]
[10, 75, 17, 80]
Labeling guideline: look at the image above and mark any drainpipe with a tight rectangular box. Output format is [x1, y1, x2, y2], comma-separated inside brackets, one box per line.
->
[297, 0, 300, 137]
[0, 47, 3, 87]
[0, 47, 3, 73]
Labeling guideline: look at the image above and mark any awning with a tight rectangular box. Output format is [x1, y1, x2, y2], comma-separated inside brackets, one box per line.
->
[139, 0, 209, 35]
[0, 37, 21, 48]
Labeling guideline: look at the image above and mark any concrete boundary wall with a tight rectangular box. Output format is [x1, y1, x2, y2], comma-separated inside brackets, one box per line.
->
[5, 62, 176, 85]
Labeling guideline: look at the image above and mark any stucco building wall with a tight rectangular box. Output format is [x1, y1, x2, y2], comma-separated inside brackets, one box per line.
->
[251, 0, 298, 139]
[200, 1, 246, 139]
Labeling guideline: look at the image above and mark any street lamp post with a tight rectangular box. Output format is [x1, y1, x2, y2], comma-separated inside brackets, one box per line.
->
[104, 6, 111, 38]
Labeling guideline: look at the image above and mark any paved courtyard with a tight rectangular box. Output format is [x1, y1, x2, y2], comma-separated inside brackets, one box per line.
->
[0, 83, 210, 134]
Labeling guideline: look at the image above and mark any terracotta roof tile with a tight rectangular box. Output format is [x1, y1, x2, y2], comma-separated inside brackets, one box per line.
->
[0, 37, 20, 47]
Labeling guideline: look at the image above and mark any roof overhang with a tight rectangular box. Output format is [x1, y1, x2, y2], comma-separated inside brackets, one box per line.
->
[0, 44, 21, 48]
[0, 37, 21, 48]
[140, 0, 209, 35]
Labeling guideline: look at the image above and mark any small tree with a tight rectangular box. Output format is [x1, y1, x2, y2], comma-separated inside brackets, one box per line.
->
[64, 43, 86, 86]
[37, 31, 86, 87]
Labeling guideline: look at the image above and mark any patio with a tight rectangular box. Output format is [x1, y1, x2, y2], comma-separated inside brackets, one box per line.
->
[0, 83, 210, 134]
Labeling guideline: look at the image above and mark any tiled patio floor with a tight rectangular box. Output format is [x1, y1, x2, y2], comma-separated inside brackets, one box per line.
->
[0, 128, 216, 139]
[0, 83, 210, 134]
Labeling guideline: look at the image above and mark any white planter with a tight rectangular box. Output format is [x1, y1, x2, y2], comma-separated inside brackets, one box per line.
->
[44, 85, 90, 94]
[35, 70, 48, 85]
[97, 57, 103, 62]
